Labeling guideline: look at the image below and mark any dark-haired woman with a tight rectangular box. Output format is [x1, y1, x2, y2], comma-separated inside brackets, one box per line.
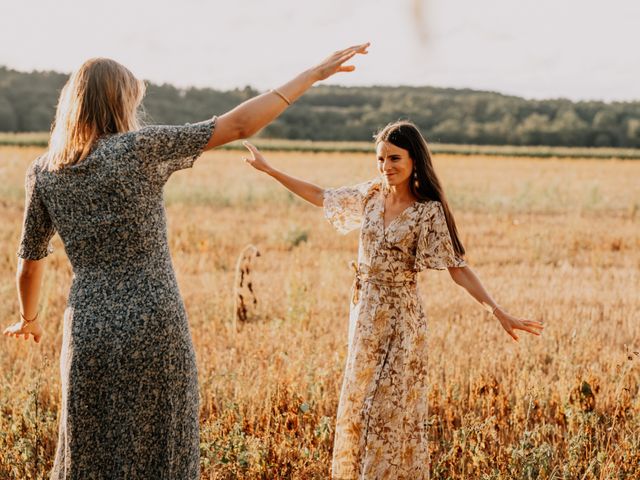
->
[243, 121, 544, 479]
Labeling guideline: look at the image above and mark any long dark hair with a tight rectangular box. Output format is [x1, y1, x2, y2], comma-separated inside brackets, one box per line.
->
[375, 121, 465, 257]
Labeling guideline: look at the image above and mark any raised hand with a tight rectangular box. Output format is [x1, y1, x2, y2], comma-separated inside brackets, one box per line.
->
[3, 318, 43, 343]
[243, 141, 273, 174]
[495, 308, 544, 342]
[311, 43, 370, 81]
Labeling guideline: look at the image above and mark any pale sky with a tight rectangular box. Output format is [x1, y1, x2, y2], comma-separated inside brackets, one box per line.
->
[3, 0, 639, 101]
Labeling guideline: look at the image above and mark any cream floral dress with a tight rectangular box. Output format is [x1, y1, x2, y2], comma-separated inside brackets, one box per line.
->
[323, 179, 466, 480]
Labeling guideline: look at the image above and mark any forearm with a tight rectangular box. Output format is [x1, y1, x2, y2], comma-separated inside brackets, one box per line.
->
[267, 167, 325, 207]
[207, 70, 317, 148]
[449, 265, 499, 313]
[236, 70, 317, 137]
[16, 258, 45, 320]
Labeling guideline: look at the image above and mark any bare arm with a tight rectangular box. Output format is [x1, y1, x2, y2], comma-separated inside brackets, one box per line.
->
[243, 142, 324, 206]
[205, 43, 369, 149]
[448, 265, 544, 341]
[3, 258, 45, 343]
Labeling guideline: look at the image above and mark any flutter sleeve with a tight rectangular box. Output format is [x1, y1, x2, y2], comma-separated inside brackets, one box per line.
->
[322, 180, 377, 234]
[415, 201, 466, 271]
[133, 117, 216, 184]
[17, 160, 56, 260]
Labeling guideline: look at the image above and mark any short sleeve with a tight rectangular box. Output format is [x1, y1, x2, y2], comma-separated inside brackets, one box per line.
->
[17, 161, 56, 260]
[134, 117, 216, 183]
[323, 180, 378, 234]
[415, 201, 466, 271]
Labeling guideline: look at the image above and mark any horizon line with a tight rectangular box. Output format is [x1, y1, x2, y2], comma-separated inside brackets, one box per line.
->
[1, 64, 639, 105]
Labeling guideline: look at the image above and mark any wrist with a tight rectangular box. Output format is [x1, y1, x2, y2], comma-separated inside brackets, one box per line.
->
[20, 310, 40, 324]
[266, 166, 278, 177]
[301, 67, 321, 84]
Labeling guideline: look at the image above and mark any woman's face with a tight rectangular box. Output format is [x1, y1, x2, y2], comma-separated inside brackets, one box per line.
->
[376, 141, 414, 189]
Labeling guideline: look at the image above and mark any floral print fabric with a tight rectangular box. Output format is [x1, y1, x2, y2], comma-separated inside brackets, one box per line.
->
[323, 179, 466, 480]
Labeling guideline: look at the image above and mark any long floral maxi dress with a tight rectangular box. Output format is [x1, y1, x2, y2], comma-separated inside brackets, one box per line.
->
[16, 119, 215, 480]
[323, 179, 466, 480]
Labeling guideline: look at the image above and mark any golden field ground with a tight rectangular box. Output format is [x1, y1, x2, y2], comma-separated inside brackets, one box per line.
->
[0, 145, 639, 479]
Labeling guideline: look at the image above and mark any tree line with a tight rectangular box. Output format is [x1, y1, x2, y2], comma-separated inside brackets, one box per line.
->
[1, 66, 639, 147]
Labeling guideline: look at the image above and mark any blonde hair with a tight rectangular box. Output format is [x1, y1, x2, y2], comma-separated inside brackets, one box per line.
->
[47, 58, 146, 171]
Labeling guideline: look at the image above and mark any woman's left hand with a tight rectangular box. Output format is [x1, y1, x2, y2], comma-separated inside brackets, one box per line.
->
[495, 308, 544, 342]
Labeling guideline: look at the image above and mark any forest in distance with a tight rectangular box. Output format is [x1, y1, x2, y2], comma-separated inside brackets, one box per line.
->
[1, 65, 640, 147]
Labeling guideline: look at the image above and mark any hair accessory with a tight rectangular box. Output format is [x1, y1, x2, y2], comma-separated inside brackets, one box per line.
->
[270, 88, 291, 106]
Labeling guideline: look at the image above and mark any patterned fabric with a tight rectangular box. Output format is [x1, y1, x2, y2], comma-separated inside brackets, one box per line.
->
[323, 179, 466, 480]
[17, 118, 216, 480]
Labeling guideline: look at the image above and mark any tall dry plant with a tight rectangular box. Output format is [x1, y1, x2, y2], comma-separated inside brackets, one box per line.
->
[233, 244, 261, 329]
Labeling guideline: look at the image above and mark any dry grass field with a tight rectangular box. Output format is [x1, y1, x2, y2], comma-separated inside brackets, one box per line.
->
[0, 145, 639, 479]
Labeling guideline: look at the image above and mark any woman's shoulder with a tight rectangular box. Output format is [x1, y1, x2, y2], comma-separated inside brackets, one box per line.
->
[350, 177, 381, 191]
[418, 198, 441, 208]
[417, 199, 445, 218]
[25, 154, 49, 180]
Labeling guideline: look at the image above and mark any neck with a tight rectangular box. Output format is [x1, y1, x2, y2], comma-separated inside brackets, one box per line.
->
[386, 181, 414, 202]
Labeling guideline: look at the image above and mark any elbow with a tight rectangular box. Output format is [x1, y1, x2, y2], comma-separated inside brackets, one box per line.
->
[233, 112, 258, 140]
[236, 124, 253, 140]
[17, 258, 42, 280]
[448, 266, 465, 285]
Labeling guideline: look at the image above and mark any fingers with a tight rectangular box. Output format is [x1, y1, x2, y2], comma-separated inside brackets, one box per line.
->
[336, 51, 357, 66]
[333, 52, 359, 74]
[516, 320, 545, 336]
[318, 44, 369, 81]
[243, 141, 259, 155]
[3, 326, 18, 336]
[339, 42, 370, 55]
[2, 323, 40, 343]
[331, 43, 369, 66]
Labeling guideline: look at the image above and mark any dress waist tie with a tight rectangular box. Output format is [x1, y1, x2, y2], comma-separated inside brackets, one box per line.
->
[350, 261, 417, 305]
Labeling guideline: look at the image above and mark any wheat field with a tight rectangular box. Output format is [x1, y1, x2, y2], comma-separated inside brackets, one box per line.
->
[0, 146, 639, 479]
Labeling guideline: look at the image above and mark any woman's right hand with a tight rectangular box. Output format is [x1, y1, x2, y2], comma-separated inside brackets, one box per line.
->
[310, 43, 370, 81]
[3, 319, 43, 343]
[243, 141, 273, 174]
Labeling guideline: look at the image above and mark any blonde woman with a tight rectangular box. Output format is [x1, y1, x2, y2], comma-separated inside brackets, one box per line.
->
[243, 121, 544, 479]
[3, 44, 369, 479]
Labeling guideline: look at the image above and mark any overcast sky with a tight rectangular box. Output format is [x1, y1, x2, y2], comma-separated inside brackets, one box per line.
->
[3, 0, 639, 101]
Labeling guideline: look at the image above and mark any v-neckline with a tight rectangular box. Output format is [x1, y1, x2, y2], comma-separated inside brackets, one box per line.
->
[381, 192, 419, 234]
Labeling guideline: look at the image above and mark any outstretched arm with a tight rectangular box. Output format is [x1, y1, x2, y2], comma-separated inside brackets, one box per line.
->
[243, 142, 324, 207]
[3, 258, 45, 343]
[448, 265, 544, 341]
[205, 43, 369, 149]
